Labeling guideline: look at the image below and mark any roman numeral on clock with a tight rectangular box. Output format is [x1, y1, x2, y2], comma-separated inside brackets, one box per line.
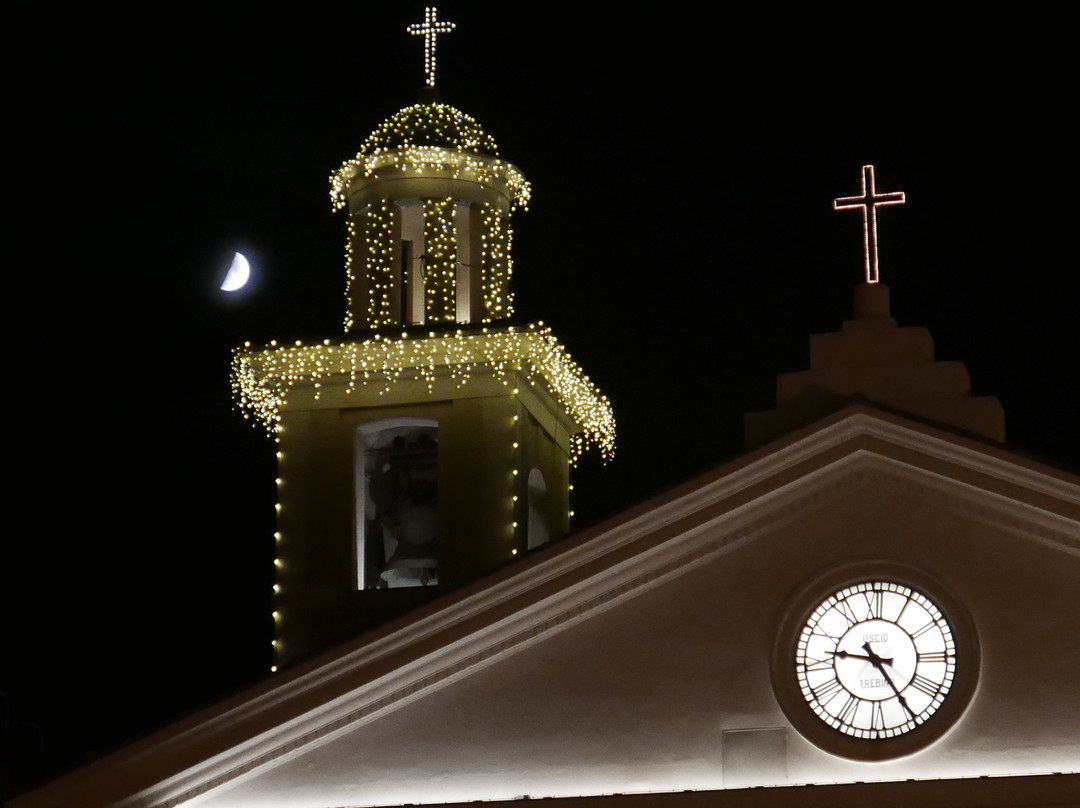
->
[919, 651, 949, 663]
[837, 599, 860, 627]
[912, 619, 940, 639]
[862, 589, 883, 620]
[909, 673, 942, 698]
[871, 701, 886, 731]
[814, 678, 844, 703]
[802, 657, 833, 672]
[838, 695, 859, 725]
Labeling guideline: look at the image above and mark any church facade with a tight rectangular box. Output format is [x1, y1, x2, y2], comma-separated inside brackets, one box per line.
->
[13, 399, 1079, 808]
[13, 10, 1079, 808]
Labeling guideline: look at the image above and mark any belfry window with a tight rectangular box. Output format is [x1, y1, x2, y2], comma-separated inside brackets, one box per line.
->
[399, 202, 425, 325]
[527, 467, 550, 550]
[356, 418, 439, 589]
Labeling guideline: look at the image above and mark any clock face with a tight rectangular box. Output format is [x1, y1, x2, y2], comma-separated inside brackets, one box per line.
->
[795, 581, 956, 739]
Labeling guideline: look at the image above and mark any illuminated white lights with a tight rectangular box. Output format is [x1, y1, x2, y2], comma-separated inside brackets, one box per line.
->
[233, 324, 616, 463]
[407, 7, 455, 88]
[833, 165, 906, 284]
[330, 106, 530, 212]
[331, 103, 530, 331]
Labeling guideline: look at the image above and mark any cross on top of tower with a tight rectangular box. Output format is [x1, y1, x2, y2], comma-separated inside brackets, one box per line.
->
[834, 165, 906, 284]
[407, 7, 456, 88]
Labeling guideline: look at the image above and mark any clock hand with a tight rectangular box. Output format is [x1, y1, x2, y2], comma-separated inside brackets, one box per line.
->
[828, 649, 894, 666]
[863, 642, 914, 719]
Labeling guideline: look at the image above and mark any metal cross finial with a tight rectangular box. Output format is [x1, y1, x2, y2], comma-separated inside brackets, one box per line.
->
[407, 7, 456, 88]
[834, 165, 906, 284]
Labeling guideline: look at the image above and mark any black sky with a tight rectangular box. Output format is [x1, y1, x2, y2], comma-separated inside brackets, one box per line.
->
[5, 5, 1077, 798]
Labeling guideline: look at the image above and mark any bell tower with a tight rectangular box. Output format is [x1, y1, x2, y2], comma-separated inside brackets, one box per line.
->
[233, 9, 615, 668]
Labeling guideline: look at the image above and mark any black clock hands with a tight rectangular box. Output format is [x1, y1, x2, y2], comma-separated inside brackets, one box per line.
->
[862, 642, 915, 719]
[828, 649, 894, 666]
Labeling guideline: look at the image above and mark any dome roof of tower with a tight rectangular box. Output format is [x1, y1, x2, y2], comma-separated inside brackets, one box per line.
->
[359, 103, 499, 156]
[330, 102, 529, 213]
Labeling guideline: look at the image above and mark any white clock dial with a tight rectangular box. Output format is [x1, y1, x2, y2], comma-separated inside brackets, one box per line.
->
[796, 581, 956, 739]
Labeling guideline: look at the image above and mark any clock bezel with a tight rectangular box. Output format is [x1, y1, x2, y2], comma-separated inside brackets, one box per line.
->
[771, 562, 980, 761]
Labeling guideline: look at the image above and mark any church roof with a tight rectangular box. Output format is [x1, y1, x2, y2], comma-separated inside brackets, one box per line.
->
[13, 404, 1079, 808]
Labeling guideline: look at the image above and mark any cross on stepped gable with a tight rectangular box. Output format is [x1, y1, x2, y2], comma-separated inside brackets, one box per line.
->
[834, 165, 906, 284]
[407, 7, 456, 88]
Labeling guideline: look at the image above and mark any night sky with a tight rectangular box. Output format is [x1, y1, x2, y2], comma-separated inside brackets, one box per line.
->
[5, 6, 1077, 798]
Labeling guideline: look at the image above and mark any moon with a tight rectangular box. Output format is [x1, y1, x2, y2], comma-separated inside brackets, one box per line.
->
[221, 251, 251, 291]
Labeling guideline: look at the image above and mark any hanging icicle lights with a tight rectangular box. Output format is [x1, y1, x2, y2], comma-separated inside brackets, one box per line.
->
[233, 324, 616, 463]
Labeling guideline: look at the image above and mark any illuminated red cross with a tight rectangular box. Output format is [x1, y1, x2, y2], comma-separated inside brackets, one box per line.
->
[833, 165, 906, 284]
[407, 7, 456, 88]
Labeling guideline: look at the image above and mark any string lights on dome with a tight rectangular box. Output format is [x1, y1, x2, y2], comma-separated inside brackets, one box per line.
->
[329, 105, 530, 212]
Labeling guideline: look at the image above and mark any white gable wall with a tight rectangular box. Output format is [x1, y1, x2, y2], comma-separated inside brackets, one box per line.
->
[14, 412, 1078, 808]
[185, 416, 1080, 808]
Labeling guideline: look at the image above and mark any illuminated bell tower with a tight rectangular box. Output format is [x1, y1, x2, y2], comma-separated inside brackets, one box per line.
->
[233, 10, 614, 668]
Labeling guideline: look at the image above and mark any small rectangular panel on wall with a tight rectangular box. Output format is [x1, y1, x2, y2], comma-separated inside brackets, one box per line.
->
[722, 728, 788, 788]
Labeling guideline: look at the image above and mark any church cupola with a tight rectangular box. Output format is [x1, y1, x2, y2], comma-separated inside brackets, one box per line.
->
[231, 9, 613, 668]
[331, 104, 531, 333]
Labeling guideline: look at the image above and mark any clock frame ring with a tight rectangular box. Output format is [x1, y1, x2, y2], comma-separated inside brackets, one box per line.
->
[770, 561, 980, 761]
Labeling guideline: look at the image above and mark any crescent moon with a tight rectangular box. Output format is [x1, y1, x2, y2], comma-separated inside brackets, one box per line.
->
[221, 252, 251, 291]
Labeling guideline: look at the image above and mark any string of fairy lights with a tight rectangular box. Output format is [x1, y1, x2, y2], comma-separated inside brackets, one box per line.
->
[329, 105, 530, 211]
[481, 204, 513, 320]
[233, 324, 616, 463]
[423, 199, 456, 320]
[332, 104, 530, 332]
[406, 6, 455, 88]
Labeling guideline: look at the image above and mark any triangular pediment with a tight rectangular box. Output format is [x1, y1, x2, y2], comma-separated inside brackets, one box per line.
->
[16, 407, 1080, 808]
